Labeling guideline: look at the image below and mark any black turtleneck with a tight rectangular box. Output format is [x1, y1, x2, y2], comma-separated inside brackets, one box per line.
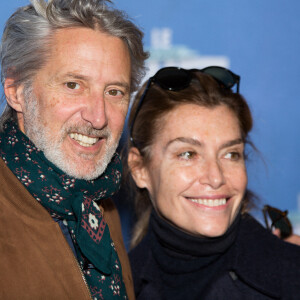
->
[149, 209, 241, 300]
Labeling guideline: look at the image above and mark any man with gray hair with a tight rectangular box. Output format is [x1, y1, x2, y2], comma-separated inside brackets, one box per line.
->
[0, 0, 148, 299]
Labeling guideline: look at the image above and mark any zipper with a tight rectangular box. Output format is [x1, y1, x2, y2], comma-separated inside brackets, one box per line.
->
[72, 253, 93, 300]
[54, 222, 93, 300]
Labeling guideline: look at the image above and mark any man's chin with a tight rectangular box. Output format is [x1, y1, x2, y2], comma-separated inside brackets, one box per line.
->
[54, 157, 109, 180]
[69, 169, 102, 181]
[45, 146, 117, 180]
[37, 131, 119, 180]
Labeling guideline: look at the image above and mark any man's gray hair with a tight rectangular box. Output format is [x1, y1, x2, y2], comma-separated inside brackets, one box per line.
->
[0, 0, 148, 128]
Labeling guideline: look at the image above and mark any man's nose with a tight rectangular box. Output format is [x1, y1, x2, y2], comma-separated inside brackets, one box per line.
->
[199, 159, 225, 189]
[81, 93, 108, 129]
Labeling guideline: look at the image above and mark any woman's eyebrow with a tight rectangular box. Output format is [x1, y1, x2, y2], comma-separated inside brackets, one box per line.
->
[220, 138, 243, 149]
[165, 137, 202, 148]
[165, 137, 243, 150]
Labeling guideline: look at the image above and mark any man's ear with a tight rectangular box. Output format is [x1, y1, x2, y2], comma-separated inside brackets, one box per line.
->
[4, 78, 25, 113]
[128, 147, 150, 190]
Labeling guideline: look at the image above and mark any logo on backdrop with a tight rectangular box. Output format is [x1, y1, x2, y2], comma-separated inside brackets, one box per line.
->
[146, 28, 230, 77]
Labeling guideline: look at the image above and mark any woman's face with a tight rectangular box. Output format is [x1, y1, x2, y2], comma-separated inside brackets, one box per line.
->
[131, 104, 247, 237]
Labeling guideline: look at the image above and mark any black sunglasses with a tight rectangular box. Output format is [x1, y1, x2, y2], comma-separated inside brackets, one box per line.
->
[129, 66, 240, 144]
[263, 205, 292, 239]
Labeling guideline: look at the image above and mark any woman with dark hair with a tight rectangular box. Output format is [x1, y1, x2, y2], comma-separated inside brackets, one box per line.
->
[125, 66, 300, 299]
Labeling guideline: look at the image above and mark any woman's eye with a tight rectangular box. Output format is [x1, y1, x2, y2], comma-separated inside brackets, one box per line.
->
[178, 151, 196, 160]
[224, 152, 242, 161]
[66, 82, 80, 90]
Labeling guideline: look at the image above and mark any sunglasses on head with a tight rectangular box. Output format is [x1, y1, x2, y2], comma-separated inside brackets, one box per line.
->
[263, 205, 292, 239]
[129, 66, 240, 144]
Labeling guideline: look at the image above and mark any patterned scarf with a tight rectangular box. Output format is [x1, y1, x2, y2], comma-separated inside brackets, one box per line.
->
[0, 121, 128, 299]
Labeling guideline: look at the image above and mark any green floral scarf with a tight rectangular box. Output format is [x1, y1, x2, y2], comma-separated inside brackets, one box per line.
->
[0, 121, 128, 299]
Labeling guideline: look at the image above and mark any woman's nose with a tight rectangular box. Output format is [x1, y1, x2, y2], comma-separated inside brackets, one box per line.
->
[199, 159, 225, 189]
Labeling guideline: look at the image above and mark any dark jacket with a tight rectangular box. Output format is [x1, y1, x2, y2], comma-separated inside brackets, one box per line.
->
[129, 213, 300, 299]
[0, 158, 135, 300]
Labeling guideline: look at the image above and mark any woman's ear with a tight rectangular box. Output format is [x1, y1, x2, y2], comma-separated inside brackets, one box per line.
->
[128, 147, 150, 190]
[4, 78, 25, 113]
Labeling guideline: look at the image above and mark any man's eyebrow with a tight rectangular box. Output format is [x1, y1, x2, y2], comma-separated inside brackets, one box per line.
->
[58, 74, 130, 91]
[106, 81, 130, 92]
[58, 72, 90, 81]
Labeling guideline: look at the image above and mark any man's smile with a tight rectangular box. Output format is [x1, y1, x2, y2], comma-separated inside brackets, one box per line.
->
[69, 132, 99, 148]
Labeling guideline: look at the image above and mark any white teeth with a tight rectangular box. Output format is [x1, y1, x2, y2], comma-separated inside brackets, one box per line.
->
[69, 133, 99, 147]
[190, 198, 227, 207]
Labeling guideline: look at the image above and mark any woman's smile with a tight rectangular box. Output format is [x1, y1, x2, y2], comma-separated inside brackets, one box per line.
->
[137, 103, 247, 237]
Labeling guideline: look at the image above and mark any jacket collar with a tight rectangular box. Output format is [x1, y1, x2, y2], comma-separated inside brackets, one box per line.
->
[231, 213, 282, 299]
[137, 213, 283, 299]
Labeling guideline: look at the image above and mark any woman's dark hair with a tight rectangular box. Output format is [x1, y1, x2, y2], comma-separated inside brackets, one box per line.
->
[124, 71, 254, 248]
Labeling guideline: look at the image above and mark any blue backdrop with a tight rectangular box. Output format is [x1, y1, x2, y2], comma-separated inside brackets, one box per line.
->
[1, 1, 300, 236]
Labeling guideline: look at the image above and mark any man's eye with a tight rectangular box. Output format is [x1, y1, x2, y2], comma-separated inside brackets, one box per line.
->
[178, 151, 196, 160]
[106, 89, 123, 97]
[66, 82, 80, 90]
[224, 152, 242, 161]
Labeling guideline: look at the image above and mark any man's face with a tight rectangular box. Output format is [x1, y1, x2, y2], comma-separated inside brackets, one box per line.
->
[21, 27, 131, 180]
